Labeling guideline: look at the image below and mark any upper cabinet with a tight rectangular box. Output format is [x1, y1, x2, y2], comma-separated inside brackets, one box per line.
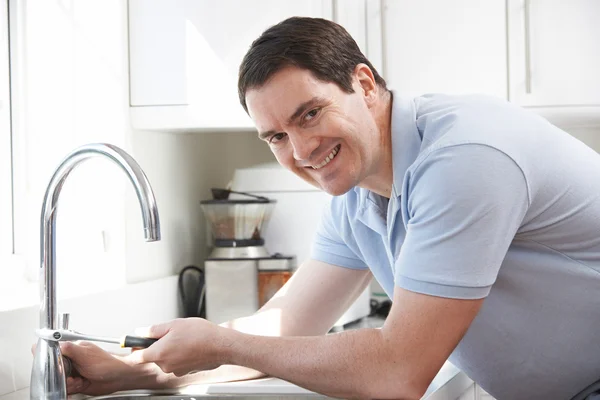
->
[507, 0, 600, 107]
[128, 0, 368, 132]
[128, 0, 599, 132]
[373, 0, 507, 100]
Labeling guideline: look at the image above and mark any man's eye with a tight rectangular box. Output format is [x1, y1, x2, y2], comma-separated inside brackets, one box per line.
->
[269, 132, 286, 144]
[304, 108, 320, 121]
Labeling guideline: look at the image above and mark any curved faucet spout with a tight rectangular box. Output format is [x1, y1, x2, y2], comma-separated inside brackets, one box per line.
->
[31, 143, 161, 400]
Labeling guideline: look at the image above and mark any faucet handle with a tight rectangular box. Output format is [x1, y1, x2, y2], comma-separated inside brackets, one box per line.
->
[60, 313, 70, 330]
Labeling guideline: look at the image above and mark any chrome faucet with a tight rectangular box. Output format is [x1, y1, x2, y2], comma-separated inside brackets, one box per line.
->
[30, 143, 161, 400]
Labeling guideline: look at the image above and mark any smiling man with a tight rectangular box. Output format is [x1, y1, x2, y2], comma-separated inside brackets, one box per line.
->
[249, 67, 391, 198]
[58, 17, 600, 400]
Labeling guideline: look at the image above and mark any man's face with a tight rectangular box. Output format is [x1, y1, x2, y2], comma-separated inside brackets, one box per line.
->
[245, 67, 380, 196]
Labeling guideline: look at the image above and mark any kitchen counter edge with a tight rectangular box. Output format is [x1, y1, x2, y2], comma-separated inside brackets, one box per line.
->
[0, 361, 472, 400]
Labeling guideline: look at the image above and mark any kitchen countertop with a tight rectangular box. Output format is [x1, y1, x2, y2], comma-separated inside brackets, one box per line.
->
[3, 317, 472, 400]
[0, 362, 471, 400]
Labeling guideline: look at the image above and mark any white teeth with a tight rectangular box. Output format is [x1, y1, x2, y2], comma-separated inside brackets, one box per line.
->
[312, 145, 340, 170]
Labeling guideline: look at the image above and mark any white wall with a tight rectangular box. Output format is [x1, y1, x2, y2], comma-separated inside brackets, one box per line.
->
[124, 130, 274, 283]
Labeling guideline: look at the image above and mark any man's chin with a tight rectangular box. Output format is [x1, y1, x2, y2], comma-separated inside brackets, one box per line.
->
[319, 182, 354, 197]
[294, 172, 353, 196]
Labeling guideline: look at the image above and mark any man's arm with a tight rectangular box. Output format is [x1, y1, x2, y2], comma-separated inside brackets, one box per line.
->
[217, 286, 483, 400]
[130, 269, 483, 399]
[226, 258, 373, 336]
[128, 259, 373, 389]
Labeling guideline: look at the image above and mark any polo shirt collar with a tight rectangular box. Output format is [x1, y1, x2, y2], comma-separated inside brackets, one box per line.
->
[354, 91, 422, 208]
[390, 92, 422, 198]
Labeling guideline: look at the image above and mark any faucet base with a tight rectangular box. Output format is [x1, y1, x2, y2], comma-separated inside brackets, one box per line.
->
[30, 338, 67, 400]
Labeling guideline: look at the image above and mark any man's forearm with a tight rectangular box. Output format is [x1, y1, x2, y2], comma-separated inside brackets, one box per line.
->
[160, 364, 266, 389]
[122, 310, 285, 391]
[221, 328, 427, 400]
[122, 357, 265, 390]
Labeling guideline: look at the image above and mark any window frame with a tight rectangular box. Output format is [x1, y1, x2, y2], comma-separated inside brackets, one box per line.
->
[0, 0, 13, 259]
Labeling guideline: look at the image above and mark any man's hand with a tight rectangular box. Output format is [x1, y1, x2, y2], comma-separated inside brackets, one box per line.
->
[129, 318, 235, 377]
[64, 341, 135, 395]
[31, 341, 134, 395]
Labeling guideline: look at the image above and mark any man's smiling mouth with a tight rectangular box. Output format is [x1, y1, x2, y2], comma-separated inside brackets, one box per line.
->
[312, 144, 341, 170]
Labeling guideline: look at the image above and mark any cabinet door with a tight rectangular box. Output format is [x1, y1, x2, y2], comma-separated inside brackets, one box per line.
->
[378, 0, 507, 99]
[129, 0, 188, 107]
[128, 0, 333, 130]
[334, 0, 367, 55]
[508, 0, 600, 106]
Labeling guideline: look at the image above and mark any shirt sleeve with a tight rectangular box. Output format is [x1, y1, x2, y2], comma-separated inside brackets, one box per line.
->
[311, 196, 370, 270]
[395, 143, 530, 299]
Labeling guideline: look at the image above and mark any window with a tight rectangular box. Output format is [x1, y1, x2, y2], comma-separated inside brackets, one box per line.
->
[0, 0, 12, 259]
[1, 0, 132, 309]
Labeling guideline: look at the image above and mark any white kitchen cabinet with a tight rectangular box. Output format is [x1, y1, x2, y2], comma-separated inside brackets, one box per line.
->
[334, 0, 368, 55]
[128, 0, 369, 132]
[372, 0, 507, 99]
[507, 0, 600, 107]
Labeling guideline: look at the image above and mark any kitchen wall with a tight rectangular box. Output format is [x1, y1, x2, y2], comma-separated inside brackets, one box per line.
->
[124, 129, 275, 283]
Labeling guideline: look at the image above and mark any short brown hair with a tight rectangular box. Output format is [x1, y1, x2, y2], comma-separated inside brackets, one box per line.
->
[238, 16, 387, 113]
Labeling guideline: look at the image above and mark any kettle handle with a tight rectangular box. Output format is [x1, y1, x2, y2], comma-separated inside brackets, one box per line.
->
[178, 265, 205, 318]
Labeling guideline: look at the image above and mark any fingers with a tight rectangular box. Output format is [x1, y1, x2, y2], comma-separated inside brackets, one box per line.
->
[126, 346, 156, 365]
[59, 341, 80, 358]
[134, 321, 172, 339]
[66, 376, 89, 394]
[128, 322, 171, 365]
[59, 340, 100, 363]
[128, 348, 188, 376]
[129, 320, 184, 366]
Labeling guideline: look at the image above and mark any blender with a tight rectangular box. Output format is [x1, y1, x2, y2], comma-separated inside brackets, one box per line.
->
[200, 188, 295, 324]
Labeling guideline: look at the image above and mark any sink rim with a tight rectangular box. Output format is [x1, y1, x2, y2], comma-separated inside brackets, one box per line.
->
[84, 393, 331, 400]
[82, 389, 332, 400]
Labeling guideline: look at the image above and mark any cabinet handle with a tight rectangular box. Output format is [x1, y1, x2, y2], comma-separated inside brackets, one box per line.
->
[524, 0, 532, 94]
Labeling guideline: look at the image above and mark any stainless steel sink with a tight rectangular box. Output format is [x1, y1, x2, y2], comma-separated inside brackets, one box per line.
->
[85, 394, 332, 400]
[83, 391, 334, 400]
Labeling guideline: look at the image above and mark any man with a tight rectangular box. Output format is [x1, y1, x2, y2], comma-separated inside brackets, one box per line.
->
[54, 17, 600, 400]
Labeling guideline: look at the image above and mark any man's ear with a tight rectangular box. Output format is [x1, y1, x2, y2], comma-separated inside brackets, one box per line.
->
[353, 63, 378, 107]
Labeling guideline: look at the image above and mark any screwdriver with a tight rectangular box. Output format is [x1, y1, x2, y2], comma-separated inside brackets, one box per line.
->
[36, 328, 158, 348]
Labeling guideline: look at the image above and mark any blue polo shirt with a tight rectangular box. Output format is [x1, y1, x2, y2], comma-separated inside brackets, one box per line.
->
[311, 93, 600, 400]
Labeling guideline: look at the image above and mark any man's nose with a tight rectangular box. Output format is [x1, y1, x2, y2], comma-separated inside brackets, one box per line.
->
[290, 134, 319, 161]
